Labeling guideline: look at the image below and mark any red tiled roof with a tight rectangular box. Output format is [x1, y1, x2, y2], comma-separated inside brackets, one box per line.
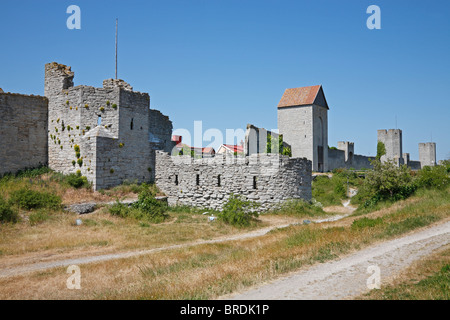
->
[277, 85, 321, 108]
[223, 144, 244, 153]
[172, 135, 182, 143]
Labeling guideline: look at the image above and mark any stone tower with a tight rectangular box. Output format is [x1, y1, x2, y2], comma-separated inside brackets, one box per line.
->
[419, 142, 436, 167]
[44, 62, 157, 190]
[377, 129, 403, 165]
[277, 85, 329, 172]
[338, 141, 354, 163]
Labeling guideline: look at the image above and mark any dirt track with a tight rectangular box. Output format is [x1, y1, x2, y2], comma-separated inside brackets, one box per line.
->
[225, 220, 450, 300]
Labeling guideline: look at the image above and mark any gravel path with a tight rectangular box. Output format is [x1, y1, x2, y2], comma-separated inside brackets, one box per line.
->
[226, 220, 450, 300]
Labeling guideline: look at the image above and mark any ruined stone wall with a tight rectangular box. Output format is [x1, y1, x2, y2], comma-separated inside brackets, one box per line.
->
[244, 124, 290, 156]
[45, 63, 123, 183]
[155, 152, 312, 212]
[45, 62, 157, 190]
[149, 109, 175, 153]
[0, 93, 48, 175]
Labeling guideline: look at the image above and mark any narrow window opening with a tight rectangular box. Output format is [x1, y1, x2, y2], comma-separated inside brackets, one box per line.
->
[175, 175, 179, 186]
[253, 176, 257, 189]
[196, 174, 200, 186]
[130, 118, 134, 130]
[97, 115, 102, 126]
[217, 175, 221, 187]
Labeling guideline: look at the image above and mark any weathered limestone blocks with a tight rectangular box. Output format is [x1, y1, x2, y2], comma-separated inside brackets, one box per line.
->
[155, 151, 312, 212]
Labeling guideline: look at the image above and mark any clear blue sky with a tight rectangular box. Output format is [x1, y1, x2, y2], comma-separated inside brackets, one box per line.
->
[1, 0, 449, 160]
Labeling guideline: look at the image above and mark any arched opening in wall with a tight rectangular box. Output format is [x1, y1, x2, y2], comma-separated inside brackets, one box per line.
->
[317, 116, 324, 172]
[97, 115, 102, 126]
[130, 118, 134, 130]
[348, 151, 354, 163]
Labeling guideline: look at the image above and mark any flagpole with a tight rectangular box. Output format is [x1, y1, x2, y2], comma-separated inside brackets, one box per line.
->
[115, 18, 118, 79]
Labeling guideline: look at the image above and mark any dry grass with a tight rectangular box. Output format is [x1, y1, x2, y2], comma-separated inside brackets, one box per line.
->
[0, 207, 267, 268]
[0, 187, 448, 300]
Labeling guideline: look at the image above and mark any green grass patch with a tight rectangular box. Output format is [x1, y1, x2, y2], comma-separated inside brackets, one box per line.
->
[272, 199, 324, 217]
[381, 215, 440, 238]
[285, 227, 321, 247]
[352, 217, 384, 230]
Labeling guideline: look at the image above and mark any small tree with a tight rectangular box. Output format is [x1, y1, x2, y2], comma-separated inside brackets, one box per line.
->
[376, 141, 386, 160]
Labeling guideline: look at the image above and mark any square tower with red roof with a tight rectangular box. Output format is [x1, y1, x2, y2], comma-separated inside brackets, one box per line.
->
[277, 85, 329, 172]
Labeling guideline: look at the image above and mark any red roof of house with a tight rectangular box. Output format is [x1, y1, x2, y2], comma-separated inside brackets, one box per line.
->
[222, 144, 244, 153]
[172, 135, 182, 143]
[277, 85, 323, 108]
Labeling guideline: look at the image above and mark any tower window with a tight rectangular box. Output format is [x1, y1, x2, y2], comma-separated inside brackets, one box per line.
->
[253, 176, 257, 189]
[130, 118, 134, 130]
[217, 175, 221, 187]
[196, 174, 200, 186]
[97, 115, 102, 126]
[175, 175, 179, 186]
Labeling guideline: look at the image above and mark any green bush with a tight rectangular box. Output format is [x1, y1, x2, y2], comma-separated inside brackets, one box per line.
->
[110, 189, 168, 223]
[132, 190, 168, 219]
[414, 163, 450, 190]
[312, 175, 348, 206]
[65, 172, 89, 189]
[354, 159, 416, 210]
[0, 197, 18, 223]
[217, 194, 259, 227]
[9, 188, 62, 210]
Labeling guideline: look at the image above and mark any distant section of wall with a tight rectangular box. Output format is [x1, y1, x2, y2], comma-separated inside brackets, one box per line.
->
[408, 160, 422, 170]
[0, 93, 48, 175]
[155, 152, 312, 212]
[327, 147, 373, 171]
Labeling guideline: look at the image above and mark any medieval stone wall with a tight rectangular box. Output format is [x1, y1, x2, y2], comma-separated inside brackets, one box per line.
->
[327, 148, 374, 171]
[155, 151, 312, 212]
[0, 93, 48, 175]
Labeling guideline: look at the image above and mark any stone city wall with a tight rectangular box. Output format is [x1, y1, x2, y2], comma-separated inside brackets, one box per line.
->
[155, 151, 312, 212]
[0, 93, 48, 175]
